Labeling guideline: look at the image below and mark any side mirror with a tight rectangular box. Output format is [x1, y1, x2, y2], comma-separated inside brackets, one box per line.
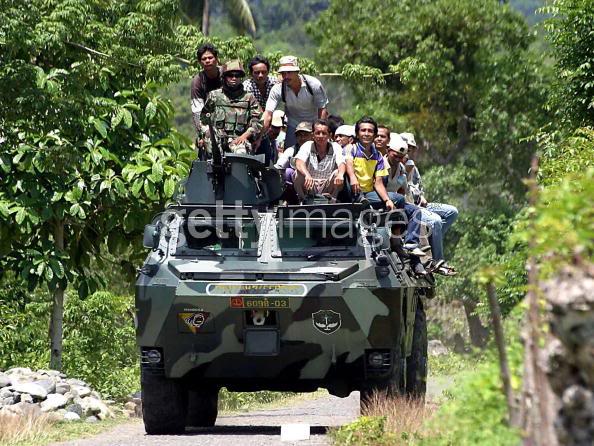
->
[143, 224, 160, 250]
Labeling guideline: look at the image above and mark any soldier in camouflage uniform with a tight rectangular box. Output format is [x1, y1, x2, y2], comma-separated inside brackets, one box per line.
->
[199, 60, 262, 155]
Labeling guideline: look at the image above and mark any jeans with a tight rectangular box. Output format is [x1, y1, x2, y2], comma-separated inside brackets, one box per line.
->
[427, 203, 459, 235]
[363, 191, 421, 245]
[422, 203, 458, 260]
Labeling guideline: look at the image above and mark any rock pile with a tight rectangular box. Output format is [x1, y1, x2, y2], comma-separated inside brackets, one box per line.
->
[0, 367, 114, 423]
[543, 263, 594, 446]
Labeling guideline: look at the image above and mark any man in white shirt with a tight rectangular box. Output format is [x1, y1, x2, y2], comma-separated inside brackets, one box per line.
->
[262, 56, 329, 149]
[293, 119, 345, 202]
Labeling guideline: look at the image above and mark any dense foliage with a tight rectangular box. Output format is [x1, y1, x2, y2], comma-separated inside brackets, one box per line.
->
[311, 0, 549, 196]
[543, 0, 594, 128]
[0, 0, 204, 299]
[0, 287, 136, 400]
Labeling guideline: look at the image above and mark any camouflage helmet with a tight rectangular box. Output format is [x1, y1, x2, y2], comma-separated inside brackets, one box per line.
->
[222, 60, 245, 76]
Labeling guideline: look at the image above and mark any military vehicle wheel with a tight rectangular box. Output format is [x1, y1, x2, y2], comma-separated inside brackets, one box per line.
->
[360, 349, 404, 413]
[405, 298, 428, 398]
[186, 388, 218, 427]
[141, 371, 187, 435]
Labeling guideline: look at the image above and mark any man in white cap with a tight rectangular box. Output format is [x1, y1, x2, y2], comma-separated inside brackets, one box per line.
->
[400, 131, 459, 275]
[334, 124, 355, 149]
[261, 55, 329, 149]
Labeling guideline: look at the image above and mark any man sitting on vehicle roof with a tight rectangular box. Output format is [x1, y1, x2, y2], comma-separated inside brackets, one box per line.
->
[334, 125, 355, 150]
[385, 135, 455, 276]
[274, 121, 313, 204]
[293, 119, 345, 203]
[346, 117, 429, 275]
[401, 132, 459, 276]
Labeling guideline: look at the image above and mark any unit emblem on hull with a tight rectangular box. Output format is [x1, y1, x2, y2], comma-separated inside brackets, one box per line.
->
[312, 310, 341, 334]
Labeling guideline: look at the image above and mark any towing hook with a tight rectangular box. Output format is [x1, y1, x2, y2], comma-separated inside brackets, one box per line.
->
[251, 310, 267, 326]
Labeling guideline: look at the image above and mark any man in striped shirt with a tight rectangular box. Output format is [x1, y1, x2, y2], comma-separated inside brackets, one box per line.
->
[293, 119, 346, 202]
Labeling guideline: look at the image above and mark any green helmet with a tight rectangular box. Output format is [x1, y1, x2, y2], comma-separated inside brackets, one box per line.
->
[222, 60, 245, 76]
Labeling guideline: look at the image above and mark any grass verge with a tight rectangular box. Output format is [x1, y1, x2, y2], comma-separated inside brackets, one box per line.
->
[0, 411, 127, 446]
[331, 392, 434, 445]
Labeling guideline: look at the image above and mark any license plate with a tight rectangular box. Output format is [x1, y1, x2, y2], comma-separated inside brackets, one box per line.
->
[229, 297, 290, 309]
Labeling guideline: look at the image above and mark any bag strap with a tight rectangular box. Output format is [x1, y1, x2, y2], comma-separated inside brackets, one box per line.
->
[282, 75, 314, 103]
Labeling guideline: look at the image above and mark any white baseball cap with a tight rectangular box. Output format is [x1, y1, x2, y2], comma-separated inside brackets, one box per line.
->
[271, 110, 285, 127]
[335, 125, 355, 137]
[387, 134, 408, 154]
[400, 132, 417, 148]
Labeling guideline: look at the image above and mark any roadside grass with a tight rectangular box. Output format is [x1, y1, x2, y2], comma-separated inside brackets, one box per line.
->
[331, 392, 434, 445]
[0, 411, 126, 446]
[1, 390, 322, 446]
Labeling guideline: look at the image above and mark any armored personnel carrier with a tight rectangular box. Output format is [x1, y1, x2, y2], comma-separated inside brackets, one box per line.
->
[135, 135, 434, 434]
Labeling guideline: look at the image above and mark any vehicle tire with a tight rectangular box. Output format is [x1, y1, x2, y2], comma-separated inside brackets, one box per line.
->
[406, 298, 428, 399]
[360, 349, 404, 413]
[141, 371, 187, 435]
[186, 388, 218, 427]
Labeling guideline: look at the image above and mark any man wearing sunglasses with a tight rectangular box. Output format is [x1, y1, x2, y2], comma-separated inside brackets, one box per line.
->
[200, 60, 262, 155]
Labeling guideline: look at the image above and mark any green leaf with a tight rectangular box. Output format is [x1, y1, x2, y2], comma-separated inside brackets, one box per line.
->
[69, 203, 81, 217]
[144, 179, 157, 199]
[113, 178, 126, 195]
[100, 180, 111, 192]
[164, 178, 175, 197]
[151, 162, 163, 182]
[44, 266, 54, 282]
[93, 119, 108, 139]
[145, 101, 157, 121]
[131, 179, 143, 198]
[49, 258, 65, 279]
[0, 201, 11, 217]
[111, 107, 125, 129]
[15, 207, 26, 224]
[122, 108, 133, 128]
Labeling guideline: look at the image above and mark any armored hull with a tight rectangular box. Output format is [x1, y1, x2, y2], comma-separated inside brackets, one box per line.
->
[136, 157, 432, 434]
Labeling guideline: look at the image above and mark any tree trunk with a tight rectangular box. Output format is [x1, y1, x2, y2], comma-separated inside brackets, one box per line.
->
[201, 0, 210, 36]
[49, 219, 65, 371]
[462, 298, 489, 348]
[486, 281, 519, 427]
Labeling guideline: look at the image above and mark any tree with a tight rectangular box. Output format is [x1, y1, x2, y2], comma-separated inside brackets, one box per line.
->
[543, 0, 594, 128]
[0, 0, 257, 370]
[311, 0, 549, 197]
[179, 0, 256, 36]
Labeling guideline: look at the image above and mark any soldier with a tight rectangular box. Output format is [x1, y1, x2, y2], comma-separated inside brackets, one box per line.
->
[199, 60, 262, 155]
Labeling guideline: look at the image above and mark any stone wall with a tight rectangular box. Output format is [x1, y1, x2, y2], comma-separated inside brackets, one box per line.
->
[0, 367, 115, 423]
[543, 263, 594, 446]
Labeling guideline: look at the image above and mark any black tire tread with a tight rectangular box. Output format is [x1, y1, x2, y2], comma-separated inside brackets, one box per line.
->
[406, 298, 428, 398]
[186, 389, 218, 427]
[141, 371, 187, 435]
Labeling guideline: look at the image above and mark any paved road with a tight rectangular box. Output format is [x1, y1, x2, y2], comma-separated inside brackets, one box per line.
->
[50, 392, 360, 446]
[49, 378, 451, 446]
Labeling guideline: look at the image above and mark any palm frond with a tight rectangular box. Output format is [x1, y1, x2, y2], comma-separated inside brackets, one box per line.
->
[224, 0, 256, 35]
